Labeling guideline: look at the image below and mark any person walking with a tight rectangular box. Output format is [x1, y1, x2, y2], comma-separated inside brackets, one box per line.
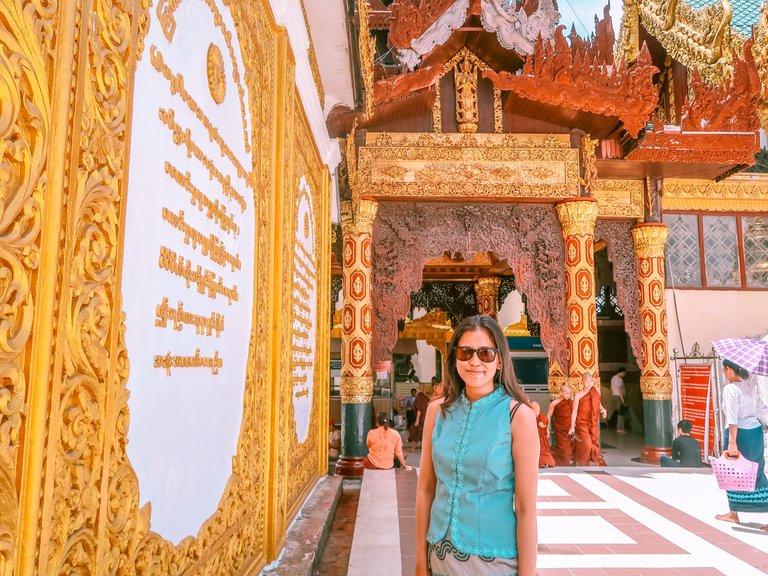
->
[714, 360, 768, 530]
[609, 367, 627, 432]
[405, 388, 417, 432]
[408, 383, 431, 452]
[569, 372, 607, 466]
[364, 412, 412, 470]
[547, 383, 574, 466]
[415, 315, 539, 576]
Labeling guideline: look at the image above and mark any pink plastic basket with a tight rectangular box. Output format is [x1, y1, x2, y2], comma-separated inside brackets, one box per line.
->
[710, 452, 758, 491]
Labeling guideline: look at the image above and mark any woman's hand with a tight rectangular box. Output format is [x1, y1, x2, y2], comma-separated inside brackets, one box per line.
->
[414, 556, 429, 576]
[568, 426, 575, 436]
[727, 439, 739, 456]
[404, 465, 414, 471]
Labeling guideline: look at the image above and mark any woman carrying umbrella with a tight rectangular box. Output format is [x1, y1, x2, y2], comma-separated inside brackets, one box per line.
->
[714, 358, 768, 530]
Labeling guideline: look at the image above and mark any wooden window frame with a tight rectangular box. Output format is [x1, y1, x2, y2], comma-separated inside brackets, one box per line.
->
[663, 210, 768, 291]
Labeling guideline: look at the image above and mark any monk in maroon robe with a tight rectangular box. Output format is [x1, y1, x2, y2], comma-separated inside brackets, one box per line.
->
[569, 372, 607, 466]
[548, 384, 574, 466]
[532, 401, 556, 468]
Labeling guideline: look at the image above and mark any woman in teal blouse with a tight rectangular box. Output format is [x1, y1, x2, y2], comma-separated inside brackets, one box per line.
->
[415, 315, 539, 576]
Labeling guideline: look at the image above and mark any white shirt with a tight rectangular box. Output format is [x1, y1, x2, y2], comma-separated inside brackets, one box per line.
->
[722, 380, 761, 429]
[610, 374, 625, 397]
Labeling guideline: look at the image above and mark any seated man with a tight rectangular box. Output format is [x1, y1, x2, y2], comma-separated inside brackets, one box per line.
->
[660, 419, 703, 467]
[328, 419, 341, 460]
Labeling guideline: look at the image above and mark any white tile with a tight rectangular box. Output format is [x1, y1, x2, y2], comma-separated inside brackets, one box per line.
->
[538, 516, 636, 544]
[348, 469, 402, 575]
[537, 478, 570, 497]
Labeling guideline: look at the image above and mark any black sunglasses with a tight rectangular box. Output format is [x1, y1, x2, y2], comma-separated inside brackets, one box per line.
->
[454, 346, 499, 363]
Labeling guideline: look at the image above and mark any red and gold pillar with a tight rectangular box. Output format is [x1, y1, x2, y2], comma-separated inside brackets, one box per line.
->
[475, 276, 501, 319]
[556, 198, 600, 390]
[337, 198, 378, 476]
[632, 223, 673, 463]
[548, 358, 567, 398]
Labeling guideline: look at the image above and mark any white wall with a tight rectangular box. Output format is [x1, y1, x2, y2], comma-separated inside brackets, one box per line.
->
[414, 340, 437, 382]
[499, 290, 525, 328]
[124, 0, 254, 544]
[666, 289, 768, 450]
[666, 290, 768, 357]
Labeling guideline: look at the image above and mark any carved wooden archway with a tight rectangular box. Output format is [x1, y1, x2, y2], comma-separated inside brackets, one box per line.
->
[372, 202, 568, 366]
[595, 220, 643, 365]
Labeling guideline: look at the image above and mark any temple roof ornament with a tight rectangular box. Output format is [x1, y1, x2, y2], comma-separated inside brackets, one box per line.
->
[618, 0, 743, 82]
[388, 0, 560, 69]
[483, 31, 659, 138]
[680, 39, 762, 132]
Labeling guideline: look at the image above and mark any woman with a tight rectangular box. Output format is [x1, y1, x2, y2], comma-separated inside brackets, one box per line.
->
[364, 412, 412, 470]
[416, 315, 539, 576]
[547, 383, 574, 466]
[431, 378, 444, 400]
[715, 359, 768, 530]
[569, 372, 607, 466]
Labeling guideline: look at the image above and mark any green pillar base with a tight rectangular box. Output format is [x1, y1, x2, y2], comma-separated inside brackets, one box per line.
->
[641, 399, 673, 464]
[336, 402, 372, 477]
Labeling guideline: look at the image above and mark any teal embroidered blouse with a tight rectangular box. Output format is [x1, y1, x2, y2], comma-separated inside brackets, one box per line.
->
[427, 386, 518, 558]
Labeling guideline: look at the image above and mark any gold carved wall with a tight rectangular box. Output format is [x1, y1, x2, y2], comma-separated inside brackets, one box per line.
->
[357, 132, 580, 200]
[1, 0, 330, 573]
[592, 179, 645, 219]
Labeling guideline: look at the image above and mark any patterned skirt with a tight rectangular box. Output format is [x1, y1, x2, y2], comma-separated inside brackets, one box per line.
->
[428, 534, 518, 576]
[724, 426, 768, 513]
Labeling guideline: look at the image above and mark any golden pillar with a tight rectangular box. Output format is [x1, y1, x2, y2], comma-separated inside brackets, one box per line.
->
[632, 223, 674, 463]
[475, 276, 501, 319]
[337, 198, 378, 476]
[556, 198, 600, 390]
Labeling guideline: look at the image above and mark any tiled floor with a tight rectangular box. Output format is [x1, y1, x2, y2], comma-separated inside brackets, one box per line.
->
[347, 467, 768, 576]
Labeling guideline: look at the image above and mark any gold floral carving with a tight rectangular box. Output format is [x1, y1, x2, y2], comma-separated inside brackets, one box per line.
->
[358, 0, 376, 118]
[621, 0, 742, 83]
[432, 80, 442, 133]
[493, 87, 503, 133]
[19, 0, 327, 573]
[580, 135, 599, 194]
[358, 132, 579, 200]
[556, 198, 599, 237]
[640, 375, 673, 400]
[454, 53, 478, 133]
[207, 43, 227, 104]
[0, 0, 49, 571]
[632, 224, 669, 258]
[592, 179, 644, 219]
[281, 92, 330, 522]
[662, 176, 768, 212]
[341, 375, 375, 404]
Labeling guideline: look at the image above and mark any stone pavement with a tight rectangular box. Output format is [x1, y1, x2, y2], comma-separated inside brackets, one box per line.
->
[347, 467, 768, 576]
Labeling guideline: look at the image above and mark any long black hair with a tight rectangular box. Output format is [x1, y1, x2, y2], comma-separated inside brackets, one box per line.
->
[376, 412, 390, 430]
[723, 359, 750, 380]
[441, 315, 529, 415]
